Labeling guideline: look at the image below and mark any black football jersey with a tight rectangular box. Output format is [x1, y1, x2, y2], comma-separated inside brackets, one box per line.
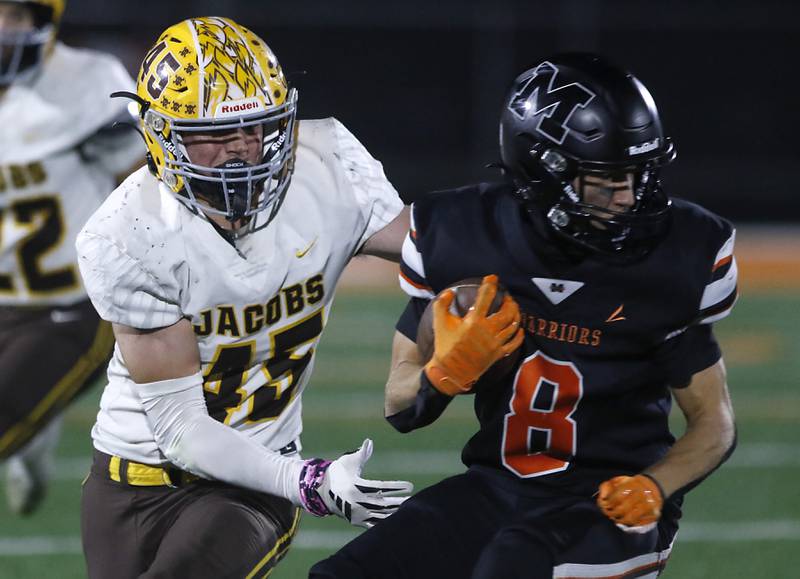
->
[396, 182, 737, 496]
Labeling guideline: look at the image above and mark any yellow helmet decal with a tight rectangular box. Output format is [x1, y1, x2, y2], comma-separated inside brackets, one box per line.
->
[194, 17, 270, 115]
[137, 16, 288, 122]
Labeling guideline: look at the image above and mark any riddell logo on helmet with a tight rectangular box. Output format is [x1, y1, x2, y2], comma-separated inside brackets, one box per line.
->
[215, 97, 265, 118]
[627, 138, 660, 156]
[221, 102, 257, 114]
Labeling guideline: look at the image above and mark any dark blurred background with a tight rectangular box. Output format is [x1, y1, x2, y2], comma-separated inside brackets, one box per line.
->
[61, 0, 798, 222]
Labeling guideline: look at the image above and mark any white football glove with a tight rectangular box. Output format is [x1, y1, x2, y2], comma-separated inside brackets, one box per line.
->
[320, 439, 413, 528]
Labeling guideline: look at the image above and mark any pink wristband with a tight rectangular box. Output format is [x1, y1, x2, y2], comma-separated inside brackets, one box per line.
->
[299, 458, 332, 517]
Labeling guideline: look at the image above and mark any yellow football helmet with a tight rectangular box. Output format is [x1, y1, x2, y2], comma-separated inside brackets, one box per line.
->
[0, 0, 65, 86]
[132, 16, 297, 232]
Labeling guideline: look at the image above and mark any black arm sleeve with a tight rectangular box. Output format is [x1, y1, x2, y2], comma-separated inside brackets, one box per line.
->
[385, 372, 454, 433]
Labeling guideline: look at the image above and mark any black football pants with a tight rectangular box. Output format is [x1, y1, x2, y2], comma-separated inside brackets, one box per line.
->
[310, 467, 677, 579]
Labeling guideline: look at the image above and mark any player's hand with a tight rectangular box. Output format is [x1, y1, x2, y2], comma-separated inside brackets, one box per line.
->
[597, 474, 664, 534]
[299, 439, 414, 528]
[424, 274, 524, 396]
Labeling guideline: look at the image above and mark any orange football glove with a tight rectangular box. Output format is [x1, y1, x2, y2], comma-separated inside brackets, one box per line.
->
[424, 274, 524, 396]
[597, 474, 664, 533]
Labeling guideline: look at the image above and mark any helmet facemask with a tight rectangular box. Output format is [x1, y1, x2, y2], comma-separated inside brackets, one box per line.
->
[518, 142, 675, 261]
[142, 88, 297, 237]
[0, 3, 54, 87]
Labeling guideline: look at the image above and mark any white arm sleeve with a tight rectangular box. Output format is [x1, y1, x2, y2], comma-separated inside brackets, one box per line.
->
[135, 372, 304, 504]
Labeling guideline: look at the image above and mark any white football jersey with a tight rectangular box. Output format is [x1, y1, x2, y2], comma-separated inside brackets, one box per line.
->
[0, 42, 142, 307]
[77, 118, 404, 464]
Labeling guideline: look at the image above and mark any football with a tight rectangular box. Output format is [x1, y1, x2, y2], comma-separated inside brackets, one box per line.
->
[416, 278, 522, 386]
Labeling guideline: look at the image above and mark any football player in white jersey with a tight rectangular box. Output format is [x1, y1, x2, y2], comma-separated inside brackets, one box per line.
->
[0, 0, 142, 515]
[76, 16, 413, 578]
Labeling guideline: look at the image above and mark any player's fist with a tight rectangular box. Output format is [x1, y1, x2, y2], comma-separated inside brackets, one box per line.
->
[597, 474, 663, 534]
[425, 275, 524, 396]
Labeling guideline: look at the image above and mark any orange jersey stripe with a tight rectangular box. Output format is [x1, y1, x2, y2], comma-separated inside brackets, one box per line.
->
[399, 270, 432, 291]
[712, 254, 733, 272]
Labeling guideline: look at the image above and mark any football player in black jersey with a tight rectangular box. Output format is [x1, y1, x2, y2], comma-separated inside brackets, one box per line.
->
[311, 53, 737, 579]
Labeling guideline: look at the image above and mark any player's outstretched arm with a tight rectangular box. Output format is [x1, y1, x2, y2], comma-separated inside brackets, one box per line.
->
[114, 319, 305, 502]
[115, 320, 412, 526]
[597, 358, 736, 532]
[359, 206, 410, 262]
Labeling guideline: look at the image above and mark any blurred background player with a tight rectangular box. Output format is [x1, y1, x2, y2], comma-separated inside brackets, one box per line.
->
[0, 0, 141, 515]
[311, 53, 738, 578]
[76, 16, 412, 578]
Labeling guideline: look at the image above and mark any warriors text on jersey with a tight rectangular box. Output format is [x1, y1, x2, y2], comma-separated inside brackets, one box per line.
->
[397, 182, 737, 497]
[77, 118, 403, 465]
[0, 42, 141, 307]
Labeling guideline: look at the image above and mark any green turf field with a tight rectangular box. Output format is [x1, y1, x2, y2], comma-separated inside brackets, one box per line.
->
[1, 289, 798, 578]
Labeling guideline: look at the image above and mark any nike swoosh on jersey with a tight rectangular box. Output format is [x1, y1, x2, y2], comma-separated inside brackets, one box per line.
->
[605, 304, 626, 323]
[295, 238, 318, 258]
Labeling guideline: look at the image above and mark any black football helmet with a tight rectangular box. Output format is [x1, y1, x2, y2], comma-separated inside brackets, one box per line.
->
[499, 53, 676, 261]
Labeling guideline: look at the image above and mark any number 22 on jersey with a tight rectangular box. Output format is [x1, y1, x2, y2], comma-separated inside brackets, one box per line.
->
[0, 196, 77, 294]
[502, 351, 583, 477]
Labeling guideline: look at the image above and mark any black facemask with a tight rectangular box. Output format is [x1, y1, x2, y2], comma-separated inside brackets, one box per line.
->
[0, 38, 43, 86]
